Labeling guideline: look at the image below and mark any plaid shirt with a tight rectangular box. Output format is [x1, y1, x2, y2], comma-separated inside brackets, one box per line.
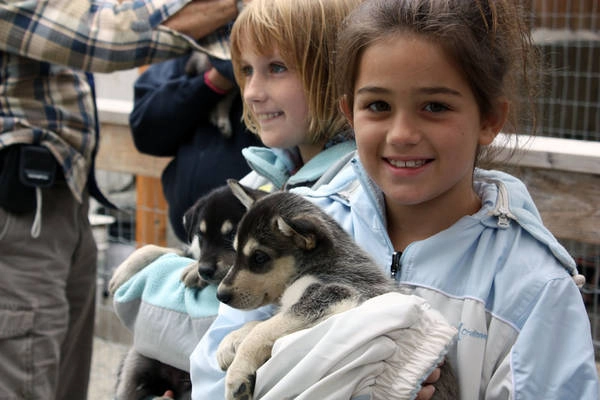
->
[0, 0, 230, 201]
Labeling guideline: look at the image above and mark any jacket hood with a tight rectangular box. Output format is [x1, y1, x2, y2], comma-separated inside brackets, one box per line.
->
[473, 169, 581, 282]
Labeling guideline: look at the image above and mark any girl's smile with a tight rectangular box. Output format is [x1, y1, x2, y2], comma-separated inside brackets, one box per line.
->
[386, 159, 430, 169]
[255, 111, 284, 122]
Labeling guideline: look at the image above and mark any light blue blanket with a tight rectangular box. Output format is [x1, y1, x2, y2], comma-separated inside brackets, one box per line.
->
[113, 253, 220, 371]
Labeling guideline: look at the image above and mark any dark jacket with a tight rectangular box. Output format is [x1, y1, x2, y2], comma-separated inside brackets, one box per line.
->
[130, 54, 262, 241]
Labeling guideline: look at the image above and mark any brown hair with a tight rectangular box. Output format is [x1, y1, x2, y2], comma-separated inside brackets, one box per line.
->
[335, 0, 541, 165]
[230, 0, 361, 143]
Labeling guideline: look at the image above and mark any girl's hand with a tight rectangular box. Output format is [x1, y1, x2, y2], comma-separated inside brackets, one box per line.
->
[416, 366, 441, 400]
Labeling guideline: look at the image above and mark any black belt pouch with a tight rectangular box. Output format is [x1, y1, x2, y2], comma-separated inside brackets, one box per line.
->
[0, 145, 56, 214]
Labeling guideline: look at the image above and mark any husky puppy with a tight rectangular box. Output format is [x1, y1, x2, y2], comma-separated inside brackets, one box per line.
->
[110, 184, 247, 400]
[109, 185, 246, 293]
[216, 180, 458, 400]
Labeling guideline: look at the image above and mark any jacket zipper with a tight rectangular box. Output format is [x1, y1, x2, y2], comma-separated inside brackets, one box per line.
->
[391, 251, 402, 279]
[490, 180, 516, 228]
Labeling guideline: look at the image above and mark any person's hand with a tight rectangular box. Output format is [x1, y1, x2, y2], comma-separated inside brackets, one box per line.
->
[162, 0, 238, 40]
[205, 67, 235, 92]
[415, 366, 441, 400]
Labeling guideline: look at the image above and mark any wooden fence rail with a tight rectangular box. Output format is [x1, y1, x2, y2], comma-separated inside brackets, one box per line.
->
[96, 100, 600, 246]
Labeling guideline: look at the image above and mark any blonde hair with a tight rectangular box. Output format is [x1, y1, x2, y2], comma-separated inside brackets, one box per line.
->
[231, 0, 361, 143]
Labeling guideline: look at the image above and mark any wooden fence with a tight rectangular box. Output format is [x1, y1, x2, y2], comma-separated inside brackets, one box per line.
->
[95, 103, 600, 248]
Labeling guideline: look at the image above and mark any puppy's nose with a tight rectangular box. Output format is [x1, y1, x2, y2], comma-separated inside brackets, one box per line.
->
[198, 263, 216, 281]
[217, 290, 232, 304]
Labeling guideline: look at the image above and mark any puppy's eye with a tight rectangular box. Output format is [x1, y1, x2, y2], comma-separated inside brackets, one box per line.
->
[224, 229, 236, 244]
[251, 250, 270, 265]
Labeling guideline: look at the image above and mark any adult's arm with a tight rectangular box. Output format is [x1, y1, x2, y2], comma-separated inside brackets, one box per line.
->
[163, 0, 238, 41]
[0, 0, 238, 72]
[129, 54, 230, 156]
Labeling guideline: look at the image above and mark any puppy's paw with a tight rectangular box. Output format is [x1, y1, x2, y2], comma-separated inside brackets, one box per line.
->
[210, 111, 233, 138]
[216, 332, 238, 371]
[180, 263, 208, 289]
[209, 91, 236, 138]
[225, 370, 256, 400]
[217, 321, 260, 370]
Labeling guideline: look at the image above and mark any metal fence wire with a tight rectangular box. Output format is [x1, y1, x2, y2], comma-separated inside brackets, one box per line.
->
[531, 0, 600, 141]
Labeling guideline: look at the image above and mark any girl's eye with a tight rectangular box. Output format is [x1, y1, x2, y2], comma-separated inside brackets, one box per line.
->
[269, 63, 287, 74]
[240, 65, 253, 77]
[424, 102, 449, 113]
[367, 101, 390, 113]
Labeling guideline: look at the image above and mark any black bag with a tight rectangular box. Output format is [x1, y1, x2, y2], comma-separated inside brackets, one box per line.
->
[0, 145, 56, 214]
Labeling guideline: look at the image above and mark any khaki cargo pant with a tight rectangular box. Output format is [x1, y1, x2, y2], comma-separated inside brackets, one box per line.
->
[0, 183, 97, 400]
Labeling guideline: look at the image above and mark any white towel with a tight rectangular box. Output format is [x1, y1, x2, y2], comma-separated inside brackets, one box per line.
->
[254, 292, 458, 400]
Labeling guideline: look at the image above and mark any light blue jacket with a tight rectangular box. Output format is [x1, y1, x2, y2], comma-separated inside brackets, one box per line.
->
[190, 154, 598, 399]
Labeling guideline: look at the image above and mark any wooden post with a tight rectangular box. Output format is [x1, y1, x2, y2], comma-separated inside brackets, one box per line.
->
[135, 175, 168, 247]
[129, 65, 169, 247]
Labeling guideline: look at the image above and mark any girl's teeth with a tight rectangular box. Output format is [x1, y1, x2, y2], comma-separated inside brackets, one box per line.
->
[389, 159, 427, 168]
[258, 112, 281, 120]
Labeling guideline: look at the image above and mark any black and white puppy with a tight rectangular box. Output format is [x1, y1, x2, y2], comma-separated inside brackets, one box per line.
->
[215, 180, 459, 400]
[109, 184, 247, 400]
[108, 185, 246, 293]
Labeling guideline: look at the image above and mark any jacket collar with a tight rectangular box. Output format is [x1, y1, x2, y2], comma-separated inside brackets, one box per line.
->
[242, 140, 356, 190]
[351, 160, 579, 279]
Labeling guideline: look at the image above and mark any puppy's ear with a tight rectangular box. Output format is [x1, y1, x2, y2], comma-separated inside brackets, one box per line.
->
[275, 214, 333, 251]
[227, 179, 267, 210]
[182, 198, 204, 242]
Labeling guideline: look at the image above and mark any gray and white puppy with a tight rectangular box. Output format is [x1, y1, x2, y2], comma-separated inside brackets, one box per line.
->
[216, 180, 458, 400]
[110, 184, 247, 400]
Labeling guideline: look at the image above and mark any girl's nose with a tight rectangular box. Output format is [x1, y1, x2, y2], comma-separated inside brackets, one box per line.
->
[244, 74, 267, 103]
[387, 112, 421, 145]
